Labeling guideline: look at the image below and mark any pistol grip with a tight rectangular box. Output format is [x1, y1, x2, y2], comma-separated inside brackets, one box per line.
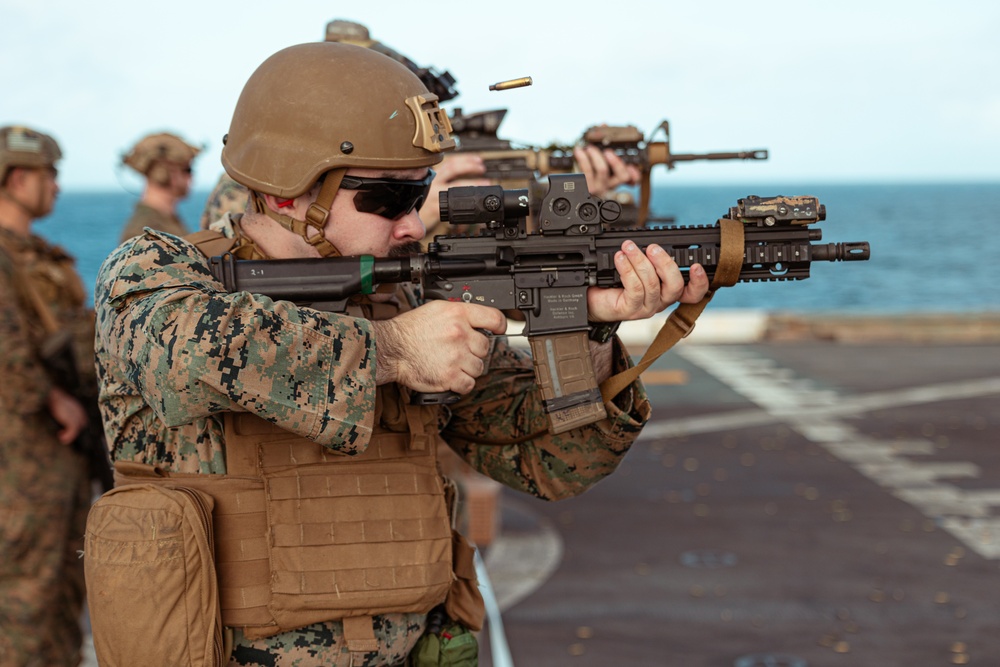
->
[410, 391, 463, 406]
[408, 329, 495, 407]
[529, 331, 607, 434]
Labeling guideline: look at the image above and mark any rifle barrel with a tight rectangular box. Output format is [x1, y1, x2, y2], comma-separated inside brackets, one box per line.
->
[810, 242, 871, 262]
[669, 149, 769, 163]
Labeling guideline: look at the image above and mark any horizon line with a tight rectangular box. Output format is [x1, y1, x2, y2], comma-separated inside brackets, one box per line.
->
[57, 177, 1000, 194]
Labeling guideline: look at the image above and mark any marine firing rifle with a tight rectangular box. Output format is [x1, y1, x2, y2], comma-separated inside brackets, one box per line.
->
[449, 108, 769, 225]
[210, 175, 869, 435]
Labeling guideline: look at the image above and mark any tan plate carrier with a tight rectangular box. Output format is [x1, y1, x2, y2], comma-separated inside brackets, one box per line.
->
[115, 400, 462, 653]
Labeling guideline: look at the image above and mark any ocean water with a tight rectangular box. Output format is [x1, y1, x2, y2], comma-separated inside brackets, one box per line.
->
[33, 182, 1000, 313]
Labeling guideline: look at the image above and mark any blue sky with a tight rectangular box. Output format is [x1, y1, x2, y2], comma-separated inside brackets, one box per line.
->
[2, 0, 998, 190]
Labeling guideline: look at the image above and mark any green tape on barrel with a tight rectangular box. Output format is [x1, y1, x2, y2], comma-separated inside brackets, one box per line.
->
[360, 255, 374, 294]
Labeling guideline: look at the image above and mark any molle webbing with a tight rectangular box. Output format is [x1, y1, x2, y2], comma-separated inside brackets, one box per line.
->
[114, 408, 453, 640]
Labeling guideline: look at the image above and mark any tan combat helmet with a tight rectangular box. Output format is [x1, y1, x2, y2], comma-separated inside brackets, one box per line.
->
[201, 28, 457, 229]
[221, 41, 455, 257]
[0, 125, 62, 184]
[122, 132, 201, 186]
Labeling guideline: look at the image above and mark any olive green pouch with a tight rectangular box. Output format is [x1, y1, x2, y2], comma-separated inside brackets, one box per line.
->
[406, 606, 478, 667]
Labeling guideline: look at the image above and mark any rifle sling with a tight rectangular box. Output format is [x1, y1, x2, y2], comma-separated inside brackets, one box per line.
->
[599, 218, 744, 403]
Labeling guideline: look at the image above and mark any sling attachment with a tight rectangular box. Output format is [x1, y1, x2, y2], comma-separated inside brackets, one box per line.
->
[599, 218, 745, 403]
[403, 401, 433, 451]
[184, 229, 238, 260]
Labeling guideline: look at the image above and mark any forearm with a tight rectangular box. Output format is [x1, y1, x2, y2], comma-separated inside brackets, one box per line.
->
[102, 288, 377, 451]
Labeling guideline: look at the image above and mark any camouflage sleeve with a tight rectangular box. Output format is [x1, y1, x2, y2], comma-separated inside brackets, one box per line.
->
[442, 336, 650, 500]
[95, 231, 377, 453]
[0, 261, 51, 415]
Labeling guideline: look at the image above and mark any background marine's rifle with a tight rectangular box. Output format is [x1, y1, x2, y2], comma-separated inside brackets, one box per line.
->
[210, 175, 868, 434]
[449, 108, 769, 225]
[40, 331, 115, 492]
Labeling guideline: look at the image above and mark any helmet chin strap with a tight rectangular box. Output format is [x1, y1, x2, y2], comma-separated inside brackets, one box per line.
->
[250, 169, 346, 258]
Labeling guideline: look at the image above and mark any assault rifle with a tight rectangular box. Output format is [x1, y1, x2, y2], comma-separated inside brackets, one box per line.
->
[449, 108, 769, 225]
[210, 175, 869, 434]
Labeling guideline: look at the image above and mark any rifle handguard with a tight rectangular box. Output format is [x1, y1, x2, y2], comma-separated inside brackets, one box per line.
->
[598, 218, 746, 404]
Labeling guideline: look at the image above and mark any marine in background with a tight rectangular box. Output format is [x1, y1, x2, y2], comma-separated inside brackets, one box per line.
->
[120, 131, 201, 242]
[0, 125, 93, 667]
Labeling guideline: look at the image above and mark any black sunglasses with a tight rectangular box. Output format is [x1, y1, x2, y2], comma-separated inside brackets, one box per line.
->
[338, 169, 435, 221]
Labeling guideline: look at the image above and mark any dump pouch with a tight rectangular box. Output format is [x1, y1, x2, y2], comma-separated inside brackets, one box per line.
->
[84, 484, 225, 667]
[444, 530, 485, 632]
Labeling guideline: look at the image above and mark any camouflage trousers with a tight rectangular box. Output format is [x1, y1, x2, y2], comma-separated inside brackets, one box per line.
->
[228, 614, 426, 666]
[0, 414, 89, 667]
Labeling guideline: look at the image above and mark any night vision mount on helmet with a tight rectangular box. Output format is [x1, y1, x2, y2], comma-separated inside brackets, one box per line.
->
[324, 19, 459, 103]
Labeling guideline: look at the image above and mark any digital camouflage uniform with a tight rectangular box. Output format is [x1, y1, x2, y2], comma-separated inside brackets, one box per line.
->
[94, 220, 651, 666]
[0, 226, 92, 667]
[120, 201, 189, 243]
